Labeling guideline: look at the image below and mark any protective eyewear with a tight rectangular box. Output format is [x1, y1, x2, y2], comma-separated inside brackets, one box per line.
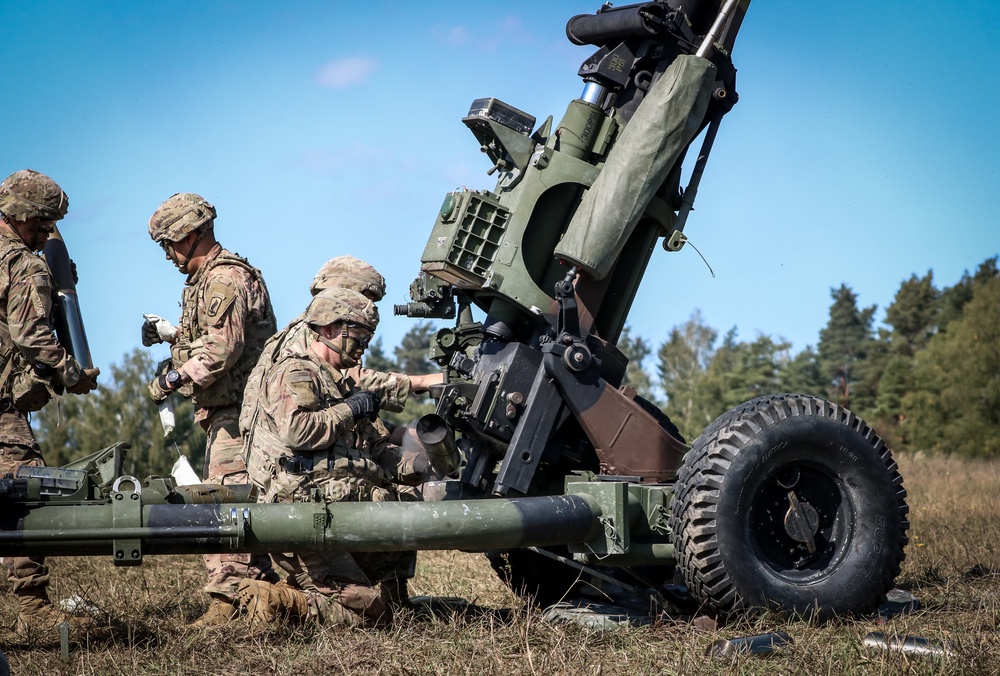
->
[344, 322, 373, 348]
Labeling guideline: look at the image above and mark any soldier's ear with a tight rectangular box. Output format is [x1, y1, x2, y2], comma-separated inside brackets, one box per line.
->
[318, 322, 340, 339]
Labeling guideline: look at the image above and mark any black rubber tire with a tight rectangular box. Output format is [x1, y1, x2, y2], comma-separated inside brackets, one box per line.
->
[668, 394, 909, 620]
[634, 395, 686, 444]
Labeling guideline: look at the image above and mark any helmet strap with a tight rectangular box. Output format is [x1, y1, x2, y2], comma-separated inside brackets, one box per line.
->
[315, 324, 362, 368]
[170, 230, 204, 274]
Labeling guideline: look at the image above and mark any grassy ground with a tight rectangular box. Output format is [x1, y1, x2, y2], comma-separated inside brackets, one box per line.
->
[1, 453, 998, 675]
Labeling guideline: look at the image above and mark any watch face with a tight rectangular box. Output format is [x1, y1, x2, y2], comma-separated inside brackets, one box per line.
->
[166, 370, 182, 386]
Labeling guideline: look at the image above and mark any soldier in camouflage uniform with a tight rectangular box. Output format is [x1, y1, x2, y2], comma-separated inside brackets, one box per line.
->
[143, 192, 278, 627]
[240, 255, 444, 607]
[0, 169, 101, 633]
[239, 288, 426, 627]
[313, 255, 443, 414]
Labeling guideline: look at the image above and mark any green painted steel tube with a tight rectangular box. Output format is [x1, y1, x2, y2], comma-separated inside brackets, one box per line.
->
[574, 542, 675, 567]
[0, 495, 602, 558]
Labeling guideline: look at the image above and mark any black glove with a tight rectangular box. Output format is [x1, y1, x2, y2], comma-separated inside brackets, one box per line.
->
[67, 367, 100, 395]
[141, 319, 162, 347]
[344, 390, 380, 421]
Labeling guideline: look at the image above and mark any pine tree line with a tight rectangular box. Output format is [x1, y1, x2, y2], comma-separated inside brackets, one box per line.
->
[627, 256, 999, 454]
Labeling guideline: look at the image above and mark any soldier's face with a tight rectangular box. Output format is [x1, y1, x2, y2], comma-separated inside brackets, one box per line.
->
[160, 234, 194, 273]
[16, 218, 55, 251]
[315, 322, 371, 369]
[344, 323, 373, 350]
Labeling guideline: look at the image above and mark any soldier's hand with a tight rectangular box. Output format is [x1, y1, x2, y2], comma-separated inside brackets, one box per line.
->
[141, 318, 162, 346]
[142, 313, 178, 346]
[344, 390, 380, 421]
[67, 367, 100, 395]
[147, 375, 170, 404]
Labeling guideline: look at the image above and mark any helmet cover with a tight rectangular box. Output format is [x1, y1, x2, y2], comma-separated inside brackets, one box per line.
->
[0, 169, 68, 223]
[148, 192, 216, 242]
[310, 255, 386, 301]
[304, 286, 379, 330]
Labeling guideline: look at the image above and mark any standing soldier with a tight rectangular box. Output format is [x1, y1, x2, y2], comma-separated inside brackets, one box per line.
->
[0, 169, 100, 632]
[239, 288, 424, 627]
[143, 192, 277, 627]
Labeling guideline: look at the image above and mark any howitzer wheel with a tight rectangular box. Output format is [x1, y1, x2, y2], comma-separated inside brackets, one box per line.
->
[668, 394, 909, 620]
[634, 395, 686, 444]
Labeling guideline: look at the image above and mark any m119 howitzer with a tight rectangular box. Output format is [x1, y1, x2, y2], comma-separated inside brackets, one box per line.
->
[397, 0, 910, 618]
[0, 0, 908, 624]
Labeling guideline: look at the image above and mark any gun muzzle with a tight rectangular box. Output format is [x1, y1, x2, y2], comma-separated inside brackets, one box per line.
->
[566, 3, 667, 46]
[415, 413, 461, 476]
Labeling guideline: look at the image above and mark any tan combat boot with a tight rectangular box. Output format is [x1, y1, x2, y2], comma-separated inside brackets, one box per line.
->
[237, 579, 309, 627]
[186, 596, 238, 629]
[15, 588, 96, 635]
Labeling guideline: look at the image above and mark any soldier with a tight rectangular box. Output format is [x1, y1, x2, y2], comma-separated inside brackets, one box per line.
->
[0, 169, 100, 632]
[143, 192, 277, 627]
[240, 255, 444, 607]
[312, 255, 443, 416]
[239, 288, 425, 627]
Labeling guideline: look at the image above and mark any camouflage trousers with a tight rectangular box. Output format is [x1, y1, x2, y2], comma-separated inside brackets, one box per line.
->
[200, 407, 277, 600]
[267, 469, 412, 625]
[0, 407, 48, 593]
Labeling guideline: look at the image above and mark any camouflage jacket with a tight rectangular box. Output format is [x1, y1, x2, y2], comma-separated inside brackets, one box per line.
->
[346, 365, 411, 414]
[171, 245, 275, 420]
[241, 315, 413, 425]
[0, 228, 81, 392]
[242, 326, 412, 495]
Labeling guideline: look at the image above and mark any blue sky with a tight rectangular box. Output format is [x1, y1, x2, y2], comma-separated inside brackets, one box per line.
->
[3, 0, 997, 379]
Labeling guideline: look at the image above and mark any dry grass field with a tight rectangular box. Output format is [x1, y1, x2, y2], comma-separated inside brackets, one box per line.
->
[1, 453, 998, 675]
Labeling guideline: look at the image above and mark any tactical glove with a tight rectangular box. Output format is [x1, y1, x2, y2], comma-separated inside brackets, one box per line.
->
[148, 376, 170, 404]
[67, 367, 100, 395]
[142, 313, 178, 346]
[141, 321, 161, 347]
[344, 390, 380, 421]
[147, 359, 172, 403]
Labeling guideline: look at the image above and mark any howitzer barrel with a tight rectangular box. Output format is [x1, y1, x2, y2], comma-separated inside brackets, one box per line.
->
[0, 495, 602, 560]
[566, 3, 667, 46]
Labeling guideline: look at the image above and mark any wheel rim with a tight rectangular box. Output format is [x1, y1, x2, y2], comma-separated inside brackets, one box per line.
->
[747, 461, 854, 583]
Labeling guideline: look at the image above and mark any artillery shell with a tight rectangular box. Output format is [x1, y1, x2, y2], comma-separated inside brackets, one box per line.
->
[862, 632, 957, 657]
[707, 631, 793, 658]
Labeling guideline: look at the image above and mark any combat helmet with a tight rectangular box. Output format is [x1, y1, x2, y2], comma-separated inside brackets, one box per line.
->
[304, 287, 379, 330]
[0, 170, 69, 223]
[148, 193, 216, 243]
[310, 255, 386, 301]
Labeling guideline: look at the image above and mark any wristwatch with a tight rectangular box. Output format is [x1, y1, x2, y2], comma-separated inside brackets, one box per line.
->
[165, 369, 184, 389]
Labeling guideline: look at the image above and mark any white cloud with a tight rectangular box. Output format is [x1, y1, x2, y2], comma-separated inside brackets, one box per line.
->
[315, 56, 378, 89]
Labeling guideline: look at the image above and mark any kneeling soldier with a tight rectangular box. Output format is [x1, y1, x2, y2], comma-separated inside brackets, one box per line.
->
[240, 288, 424, 626]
